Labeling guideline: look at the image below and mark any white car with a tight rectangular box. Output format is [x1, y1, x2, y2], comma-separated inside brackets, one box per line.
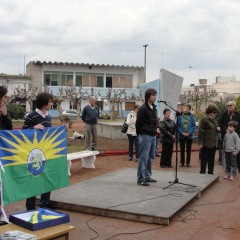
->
[62, 109, 78, 120]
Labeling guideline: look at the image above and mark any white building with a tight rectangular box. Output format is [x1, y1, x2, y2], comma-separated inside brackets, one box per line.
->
[0, 74, 31, 109]
[26, 61, 144, 116]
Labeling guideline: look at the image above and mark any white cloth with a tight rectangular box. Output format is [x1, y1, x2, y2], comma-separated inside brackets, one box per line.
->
[73, 131, 84, 139]
[126, 111, 137, 136]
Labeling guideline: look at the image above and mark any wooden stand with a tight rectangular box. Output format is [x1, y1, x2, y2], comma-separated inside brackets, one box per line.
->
[0, 223, 75, 240]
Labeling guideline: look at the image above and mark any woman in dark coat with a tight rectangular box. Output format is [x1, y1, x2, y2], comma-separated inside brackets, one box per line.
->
[159, 108, 176, 168]
[198, 104, 219, 174]
[0, 86, 12, 130]
[0, 86, 12, 224]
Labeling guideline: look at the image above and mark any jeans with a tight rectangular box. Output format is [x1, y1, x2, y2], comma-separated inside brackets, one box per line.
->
[127, 134, 139, 159]
[225, 152, 237, 177]
[218, 139, 223, 163]
[137, 135, 156, 183]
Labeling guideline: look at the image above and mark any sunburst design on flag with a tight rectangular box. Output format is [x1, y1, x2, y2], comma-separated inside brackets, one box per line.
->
[0, 127, 66, 175]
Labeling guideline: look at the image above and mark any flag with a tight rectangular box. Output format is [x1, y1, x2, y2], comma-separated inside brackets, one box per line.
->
[29, 208, 66, 223]
[0, 126, 69, 206]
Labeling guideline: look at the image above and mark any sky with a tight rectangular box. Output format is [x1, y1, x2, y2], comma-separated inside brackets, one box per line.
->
[1, 0, 240, 86]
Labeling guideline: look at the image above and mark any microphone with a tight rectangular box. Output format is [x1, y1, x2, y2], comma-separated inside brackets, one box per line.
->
[157, 100, 167, 103]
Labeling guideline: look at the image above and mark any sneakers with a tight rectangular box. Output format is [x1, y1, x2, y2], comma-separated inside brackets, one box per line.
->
[187, 164, 191, 167]
[147, 178, 157, 182]
[138, 181, 149, 186]
[224, 175, 237, 180]
[229, 176, 236, 181]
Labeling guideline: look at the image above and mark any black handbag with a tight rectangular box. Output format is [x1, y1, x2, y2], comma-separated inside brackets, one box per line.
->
[121, 120, 128, 133]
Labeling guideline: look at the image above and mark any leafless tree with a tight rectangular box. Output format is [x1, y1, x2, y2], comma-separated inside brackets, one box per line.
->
[64, 86, 92, 115]
[12, 84, 38, 111]
[45, 87, 65, 112]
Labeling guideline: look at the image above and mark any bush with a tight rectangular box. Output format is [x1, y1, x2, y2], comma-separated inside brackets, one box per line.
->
[7, 103, 26, 120]
[194, 111, 204, 122]
[59, 115, 73, 129]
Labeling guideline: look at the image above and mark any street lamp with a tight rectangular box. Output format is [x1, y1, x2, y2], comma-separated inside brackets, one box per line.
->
[189, 66, 199, 82]
[143, 44, 148, 83]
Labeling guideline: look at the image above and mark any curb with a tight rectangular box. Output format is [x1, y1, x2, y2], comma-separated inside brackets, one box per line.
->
[98, 148, 201, 157]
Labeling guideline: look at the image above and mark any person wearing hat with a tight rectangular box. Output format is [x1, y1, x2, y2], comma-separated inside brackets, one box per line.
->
[219, 100, 240, 171]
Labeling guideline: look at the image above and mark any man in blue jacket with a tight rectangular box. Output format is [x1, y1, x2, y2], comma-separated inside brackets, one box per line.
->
[177, 104, 196, 167]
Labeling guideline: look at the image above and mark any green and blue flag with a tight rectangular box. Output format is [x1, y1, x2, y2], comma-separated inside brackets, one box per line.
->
[0, 126, 69, 206]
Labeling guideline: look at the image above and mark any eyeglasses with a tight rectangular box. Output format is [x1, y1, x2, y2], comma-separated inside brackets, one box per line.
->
[227, 105, 233, 107]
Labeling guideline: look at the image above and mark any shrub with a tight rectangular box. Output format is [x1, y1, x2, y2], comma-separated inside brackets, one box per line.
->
[7, 103, 26, 120]
[59, 115, 73, 129]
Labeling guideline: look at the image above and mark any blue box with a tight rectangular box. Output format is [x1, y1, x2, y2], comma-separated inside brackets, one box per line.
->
[9, 208, 70, 231]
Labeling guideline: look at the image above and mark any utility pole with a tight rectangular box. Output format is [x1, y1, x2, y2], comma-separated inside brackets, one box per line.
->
[143, 44, 148, 83]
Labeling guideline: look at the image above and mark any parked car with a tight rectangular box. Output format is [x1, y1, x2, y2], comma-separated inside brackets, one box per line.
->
[62, 109, 78, 120]
[48, 109, 60, 119]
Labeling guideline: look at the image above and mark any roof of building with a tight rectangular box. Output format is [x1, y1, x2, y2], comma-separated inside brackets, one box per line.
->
[0, 73, 31, 80]
[27, 61, 144, 70]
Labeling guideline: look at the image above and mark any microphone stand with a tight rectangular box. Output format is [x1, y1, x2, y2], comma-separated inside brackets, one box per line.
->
[161, 102, 202, 190]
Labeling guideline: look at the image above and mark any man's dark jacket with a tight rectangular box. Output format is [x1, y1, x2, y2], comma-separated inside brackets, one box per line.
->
[136, 103, 158, 136]
[219, 111, 240, 138]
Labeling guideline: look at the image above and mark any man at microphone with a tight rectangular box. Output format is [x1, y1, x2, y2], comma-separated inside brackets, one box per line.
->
[136, 88, 159, 186]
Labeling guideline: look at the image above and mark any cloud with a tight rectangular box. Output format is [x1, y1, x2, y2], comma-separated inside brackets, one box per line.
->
[1, 0, 240, 86]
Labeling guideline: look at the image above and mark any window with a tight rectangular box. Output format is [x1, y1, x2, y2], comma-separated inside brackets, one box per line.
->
[97, 76, 104, 87]
[106, 74, 133, 88]
[76, 75, 82, 86]
[76, 73, 104, 87]
[43, 72, 73, 86]
[82, 74, 89, 87]
[106, 77, 112, 88]
[66, 75, 73, 86]
[51, 73, 58, 86]
[125, 102, 136, 111]
[89, 75, 97, 87]
[44, 74, 50, 86]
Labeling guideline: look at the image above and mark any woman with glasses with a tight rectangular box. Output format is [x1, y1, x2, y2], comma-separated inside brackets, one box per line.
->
[198, 104, 219, 174]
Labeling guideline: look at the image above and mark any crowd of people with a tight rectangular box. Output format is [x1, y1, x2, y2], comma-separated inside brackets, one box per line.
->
[2, 85, 240, 197]
[124, 88, 240, 186]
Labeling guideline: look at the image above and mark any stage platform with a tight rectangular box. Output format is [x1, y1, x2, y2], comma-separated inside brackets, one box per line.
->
[50, 168, 219, 225]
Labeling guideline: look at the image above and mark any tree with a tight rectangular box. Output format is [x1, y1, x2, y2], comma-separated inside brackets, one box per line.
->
[235, 96, 240, 112]
[12, 84, 38, 111]
[45, 87, 64, 113]
[106, 88, 127, 120]
[64, 86, 85, 115]
[183, 88, 217, 113]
